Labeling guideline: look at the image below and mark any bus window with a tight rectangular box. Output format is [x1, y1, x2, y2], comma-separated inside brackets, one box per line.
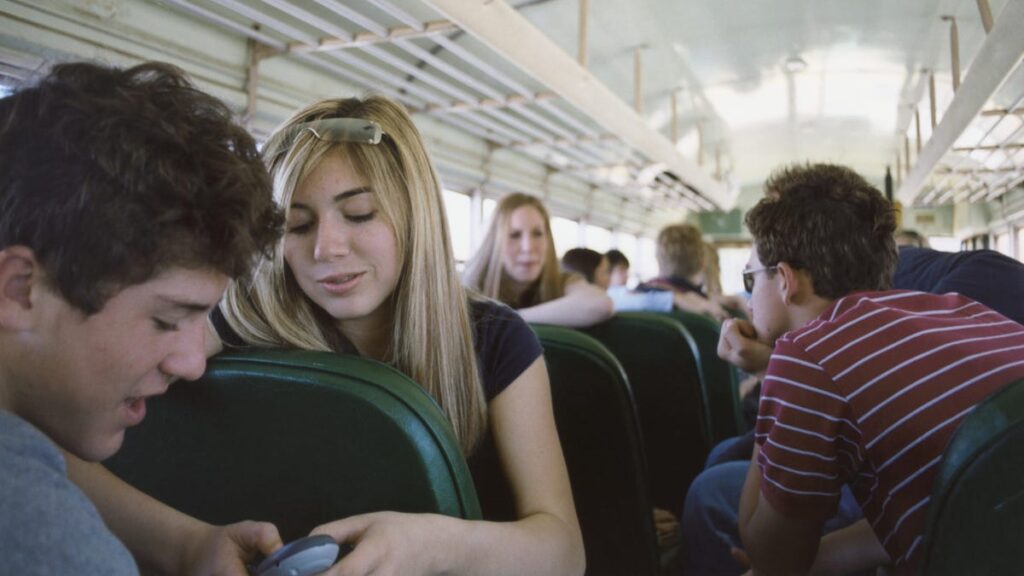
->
[1017, 225, 1024, 262]
[717, 246, 753, 296]
[443, 189, 471, 262]
[550, 216, 579, 257]
[928, 236, 961, 252]
[585, 224, 612, 253]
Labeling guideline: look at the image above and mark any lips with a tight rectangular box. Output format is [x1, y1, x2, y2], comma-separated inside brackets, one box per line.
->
[123, 396, 147, 427]
[317, 271, 365, 295]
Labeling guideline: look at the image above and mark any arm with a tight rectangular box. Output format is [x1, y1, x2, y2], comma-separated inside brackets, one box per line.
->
[315, 357, 585, 576]
[608, 286, 674, 313]
[738, 446, 823, 575]
[517, 278, 613, 327]
[66, 457, 281, 575]
[717, 318, 773, 373]
[809, 519, 890, 575]
[674, 291, 729, 321]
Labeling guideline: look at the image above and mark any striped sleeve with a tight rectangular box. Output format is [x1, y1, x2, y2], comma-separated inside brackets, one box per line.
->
[755, 340, 856, 520]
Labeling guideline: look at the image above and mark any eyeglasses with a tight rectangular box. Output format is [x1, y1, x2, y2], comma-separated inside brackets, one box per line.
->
[263, 118, 384, 159]
[742, 265, 777, 292]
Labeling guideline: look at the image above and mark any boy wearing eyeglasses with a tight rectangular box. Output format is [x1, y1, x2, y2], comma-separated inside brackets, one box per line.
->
[681, 163, 1024, 575]
[0, 61, 283, 574]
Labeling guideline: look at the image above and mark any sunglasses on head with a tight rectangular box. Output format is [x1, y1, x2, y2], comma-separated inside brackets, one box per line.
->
[263, 118, 384, 159]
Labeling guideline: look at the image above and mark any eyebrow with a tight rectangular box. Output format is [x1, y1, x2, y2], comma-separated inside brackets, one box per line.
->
[156, 296, 217, 313]
[290, 186, 371, 211]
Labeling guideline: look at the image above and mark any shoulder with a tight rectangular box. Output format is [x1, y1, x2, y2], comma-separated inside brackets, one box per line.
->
[470, 298, 544, 401]
[0, 415, 137, 575]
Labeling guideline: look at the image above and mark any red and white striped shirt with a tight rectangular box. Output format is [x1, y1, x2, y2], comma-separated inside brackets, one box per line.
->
[755, 290, 1024, 570]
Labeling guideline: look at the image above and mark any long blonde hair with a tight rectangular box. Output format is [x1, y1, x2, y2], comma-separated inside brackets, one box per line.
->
[463, 192, 566, 308]
[222, 96, 487, 453]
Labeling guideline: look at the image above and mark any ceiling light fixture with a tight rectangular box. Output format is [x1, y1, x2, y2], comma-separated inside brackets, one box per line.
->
[783, 56, 808, 73]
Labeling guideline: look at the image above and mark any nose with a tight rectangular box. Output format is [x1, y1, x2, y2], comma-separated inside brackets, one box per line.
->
[522, 233, 540, 254]
[160, 320, 208, 382]
[313, 215, 351, 262]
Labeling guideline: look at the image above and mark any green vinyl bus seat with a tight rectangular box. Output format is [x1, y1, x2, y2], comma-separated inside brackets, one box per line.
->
[666, 310, 747, 443]
[104, 349, 481, 541]
[917, 378, 1024, 575]
[531, 325, 660, 576]
[585, 312, 711, 516]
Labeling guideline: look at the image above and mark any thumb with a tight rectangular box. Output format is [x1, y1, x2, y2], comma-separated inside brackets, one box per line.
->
[730, 546, 751, 568]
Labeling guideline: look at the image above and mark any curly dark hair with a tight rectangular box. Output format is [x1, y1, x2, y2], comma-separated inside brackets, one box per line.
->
[746, 163, 897, 299]
[0, 61, 283, 314]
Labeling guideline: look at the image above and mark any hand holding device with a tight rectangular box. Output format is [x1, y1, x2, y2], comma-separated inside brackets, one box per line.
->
[252, 534, 344, 576]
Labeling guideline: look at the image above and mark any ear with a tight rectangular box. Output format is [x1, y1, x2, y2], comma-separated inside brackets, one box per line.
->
[0, 246, 44, 330]
[774, 262, 811, 305]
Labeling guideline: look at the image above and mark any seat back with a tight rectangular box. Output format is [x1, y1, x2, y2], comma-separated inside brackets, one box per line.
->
[531, 325, 660, 576]
[667, 310, 747, 442]
[585, 312, 711, 514]
[105, 350, 481, 541]
[918, 378, 1024, 575]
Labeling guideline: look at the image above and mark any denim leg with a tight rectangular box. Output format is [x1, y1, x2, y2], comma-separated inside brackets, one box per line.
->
[703, 431, 756, 470]
[676, 462, 866, 576]
[678, 461, 749, 575]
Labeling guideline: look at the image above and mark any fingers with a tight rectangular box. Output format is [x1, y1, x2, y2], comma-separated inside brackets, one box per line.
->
[730, 546, 751, 568]
[310, 515, 372, 546]
[232, 521, 283, 557]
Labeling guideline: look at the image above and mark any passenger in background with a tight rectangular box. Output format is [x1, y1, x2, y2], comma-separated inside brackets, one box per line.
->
[702, 242, 747, 313]
[71, 96, 585, 576]
[682, 163, 1024, 575]
[0, 62, 284, 575]
[637, 223, 729, 321]
[605, 249, 631, 287]
[895, 228, 929, 248]
[560, 247, 611, 287]
[894, 245, 1024, 325]
[562, 247, 702, 314]
[464, 193, 613, 328]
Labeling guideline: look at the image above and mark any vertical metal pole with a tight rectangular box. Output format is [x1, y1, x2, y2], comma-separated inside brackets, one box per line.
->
[697, 121, 704, 167]
[929, 72, 938, 129]
[976, 0, 994, 33]
[915, 107, 922, 153]
[715, 146, 722, 180]
[896, 153, 903, 188]
[634, 48, 643, 114]
[243, 38, 262, 127]
[578, 0, 588, 67]
[943, 16, 961, 92]
[671, 90, 679, 144]
[904, 135, 911, 176]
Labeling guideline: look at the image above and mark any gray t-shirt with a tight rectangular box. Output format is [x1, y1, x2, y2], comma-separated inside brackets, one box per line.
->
[0, 410, 138, 575]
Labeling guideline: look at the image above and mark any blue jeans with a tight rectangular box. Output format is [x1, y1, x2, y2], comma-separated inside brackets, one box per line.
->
[676, 461, 864, 575]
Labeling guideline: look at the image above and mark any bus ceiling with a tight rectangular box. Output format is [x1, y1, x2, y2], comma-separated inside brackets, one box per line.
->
[1, 0, 1023, 233]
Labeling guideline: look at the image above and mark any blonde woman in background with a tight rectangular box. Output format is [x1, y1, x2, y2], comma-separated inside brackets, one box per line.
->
[464, 193, 613, 328]
[68, 96, 584, 576]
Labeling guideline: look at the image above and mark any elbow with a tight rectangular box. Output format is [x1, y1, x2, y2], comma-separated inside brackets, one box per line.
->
[564, 525, 586, 576]
[740, 526, 817, 575]
[589, 293, 614, 325]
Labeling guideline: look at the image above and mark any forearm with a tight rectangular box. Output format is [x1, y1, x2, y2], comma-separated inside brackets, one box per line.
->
[809, 519, 890, 575]
[66, 455, 210, 575]
[739, 449, 819, 574]
[428, 512, 584, 576]
[518, 293, 612, 327]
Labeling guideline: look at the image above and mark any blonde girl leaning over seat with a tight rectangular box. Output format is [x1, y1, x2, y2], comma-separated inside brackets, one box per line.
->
[463, 193, 613, 328]
[215, 96, 583, 576]
[68, 96, 584, 576]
